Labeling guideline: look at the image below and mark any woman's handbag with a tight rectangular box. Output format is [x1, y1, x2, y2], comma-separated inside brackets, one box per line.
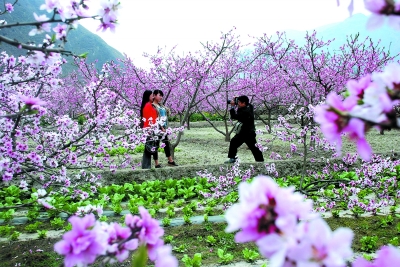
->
[145, 137, 160, 155]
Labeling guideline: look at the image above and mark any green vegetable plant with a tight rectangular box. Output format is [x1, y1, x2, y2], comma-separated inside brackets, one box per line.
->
[0, 225, 15, 237]
[182, 205, 194, 217]
[166, 208, 176, 218]
[181, 253, 202, 267]
[162, 217, 171, 227]
[362, 254, 374, 261]
[206, 235, 217, 246]
[389, 237, 399, 246]
[331, 210, 340, 218]
[46, 208, 60, 219]
[9, 231, 20, 241]
[176, 199, 185, 208]
[147, 208, 156, 217]
[173, 244, 187, 253]
[112, 204, 123, 215]
[183, 215, 191, 225]
[0, 209, 15, 222]
[189, 200, 198, 211]
[50, 217, 65, 230]
[158, 198, 167, 208]
[206, 199, 217, 208]
[63, 223, 72, 232]
[111, 193, 125, 204]
[360, 236, 378, 252]
[99, 215, 108, 222]
[164, 235, 174, 244]
[27, 208, 40, 222]
[178, 186, 196, 200]
[128, 204, 139, 215]
[25, 222, 43, 233]
[390, 205, 397, 214]
[242, 248, 260, 262]
[351, 206, 365, 217]
[217, 248, 234, 264]
[204, 206, 214, 216]
[379, 215, 394, 228]
[37, 230, 48, 239]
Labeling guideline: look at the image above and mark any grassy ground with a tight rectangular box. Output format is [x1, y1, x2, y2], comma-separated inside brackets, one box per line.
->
[120, 123, 400, 167]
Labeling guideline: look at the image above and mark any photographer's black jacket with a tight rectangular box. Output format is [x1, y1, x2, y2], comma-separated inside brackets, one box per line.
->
[230, 104, 256, 135]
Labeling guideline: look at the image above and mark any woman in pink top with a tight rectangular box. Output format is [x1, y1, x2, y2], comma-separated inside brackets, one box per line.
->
[140, 90, 161, 169]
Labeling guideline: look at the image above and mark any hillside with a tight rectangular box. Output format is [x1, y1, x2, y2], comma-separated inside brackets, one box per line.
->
[283, 13, 400, 57]
[0, 0, 124, 74]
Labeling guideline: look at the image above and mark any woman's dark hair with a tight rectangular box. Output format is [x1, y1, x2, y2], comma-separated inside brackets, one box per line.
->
[140, 90, 153, 119]
[153, 89, 164, 97]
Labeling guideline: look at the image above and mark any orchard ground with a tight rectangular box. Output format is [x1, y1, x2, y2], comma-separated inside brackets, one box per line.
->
[0, 123, 399, 267]
[136, 121, 400, 166]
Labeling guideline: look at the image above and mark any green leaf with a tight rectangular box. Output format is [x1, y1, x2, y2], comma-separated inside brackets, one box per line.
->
[181, 254, 192, 267]
[131, 245, 148, 267]
[78, 52, 89, 58]
[124, 183, 134, 191]
[26, 109, 39, 115]
[192, 253, 202, 267]
[217, 249, 224, 258]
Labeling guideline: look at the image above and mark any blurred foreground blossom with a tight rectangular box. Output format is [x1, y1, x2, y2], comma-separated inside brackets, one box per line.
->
[19, 95, 46, 107]
[54, 214, 108, 267]
[353, 245, 400, 267]
[55, 207, 177, 267]
[225, 176, 354, 267]
[315, 62, 400, 161]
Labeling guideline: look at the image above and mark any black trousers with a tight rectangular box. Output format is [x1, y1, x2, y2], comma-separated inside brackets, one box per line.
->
[162, 135, 171, 158]
[142, 138, 159, 169]
[228, 131, 264, 162]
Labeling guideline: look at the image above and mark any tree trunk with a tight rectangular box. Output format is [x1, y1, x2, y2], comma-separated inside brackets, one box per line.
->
[186, 114, 191, 130]
[309, 118, 316, 150]
[168, 141, 175, 159]
[224, 120, 230, 142]
[299, 117, 308, 190]
[267, 109, 272, 133]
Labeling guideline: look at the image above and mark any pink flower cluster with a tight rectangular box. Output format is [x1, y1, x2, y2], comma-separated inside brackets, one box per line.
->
[197, 159, 255, 199]
[226, 176, 354, 267]
[340, 0, 400, 30]
[315, 63, 400, 161]
[54, 207, 177, 267]
[364, 0, 400, 30]
[225, 175, 400, 267]
[5, 3, 13, 13]
[24, 0, 120, 38]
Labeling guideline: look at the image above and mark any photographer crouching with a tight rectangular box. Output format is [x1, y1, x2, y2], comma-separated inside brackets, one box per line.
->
[225, 95, 264, 163]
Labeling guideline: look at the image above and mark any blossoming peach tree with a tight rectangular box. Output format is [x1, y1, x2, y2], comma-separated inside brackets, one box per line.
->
[0, 0, 178, 266]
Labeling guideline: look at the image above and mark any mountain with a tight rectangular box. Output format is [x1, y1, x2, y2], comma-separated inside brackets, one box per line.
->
[283, 13, 400, 58]
[0, 0, 124, 74]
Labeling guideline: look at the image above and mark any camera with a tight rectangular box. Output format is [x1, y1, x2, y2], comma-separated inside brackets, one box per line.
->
[227, 97, 238, 105]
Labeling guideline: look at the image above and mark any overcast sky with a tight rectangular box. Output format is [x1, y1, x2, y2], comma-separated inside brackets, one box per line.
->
[81, 0, 369, 67]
